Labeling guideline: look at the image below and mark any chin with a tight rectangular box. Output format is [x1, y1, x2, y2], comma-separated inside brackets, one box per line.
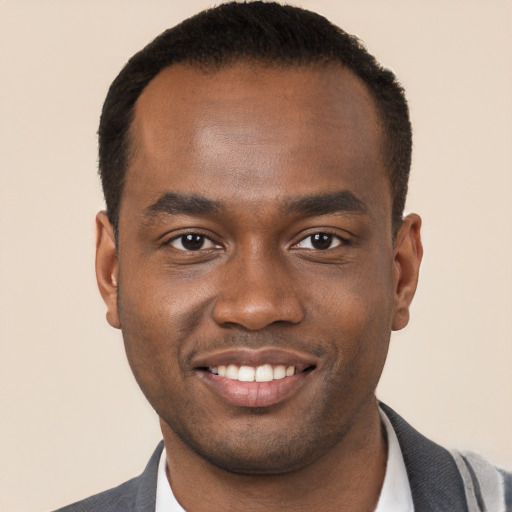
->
[189, 437, 324, 475]
[163, 410, 351, 476]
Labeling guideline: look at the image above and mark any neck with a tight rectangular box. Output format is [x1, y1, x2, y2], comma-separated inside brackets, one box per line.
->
[161, 398, 386, 512]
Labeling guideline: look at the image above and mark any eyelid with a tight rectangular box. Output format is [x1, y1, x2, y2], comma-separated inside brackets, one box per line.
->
[165, 230, 223, 251]
[291, 230, 351, 250]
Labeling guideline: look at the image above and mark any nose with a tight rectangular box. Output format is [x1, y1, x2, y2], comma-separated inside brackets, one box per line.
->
[212, 249, 305, 331]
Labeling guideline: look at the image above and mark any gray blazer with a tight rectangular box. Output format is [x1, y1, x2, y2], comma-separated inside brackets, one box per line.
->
[53, 404, 512, 512]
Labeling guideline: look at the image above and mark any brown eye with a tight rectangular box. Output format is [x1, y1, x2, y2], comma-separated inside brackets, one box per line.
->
[311, 233, 333, 250]
[169, 234, 218, 251]
[295, 232, 342, 250]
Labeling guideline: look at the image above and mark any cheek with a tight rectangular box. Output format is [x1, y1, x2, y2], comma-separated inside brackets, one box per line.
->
[116, 269, 213, 391]
[309, 262, 395, 372]
[119, 259, 215, 332]
[118, 257, 225, 368]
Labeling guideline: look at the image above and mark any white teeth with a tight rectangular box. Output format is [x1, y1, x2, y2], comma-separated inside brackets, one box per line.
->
[238, 365, 255, 382]
[273, 365, 286, 380]
[255, 364, 273, 382]
[210, 364, 297, 382]
[226, 364, 239, 380]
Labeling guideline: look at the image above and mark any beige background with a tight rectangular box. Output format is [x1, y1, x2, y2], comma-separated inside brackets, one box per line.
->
[0, 1, 511, 511]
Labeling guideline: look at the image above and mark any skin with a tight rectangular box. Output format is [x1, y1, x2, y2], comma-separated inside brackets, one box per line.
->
[96, 62, 422, 512]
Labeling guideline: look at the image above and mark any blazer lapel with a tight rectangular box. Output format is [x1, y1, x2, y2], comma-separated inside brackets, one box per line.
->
[134, 441, 164, 512]
[380, 403, 468, 512]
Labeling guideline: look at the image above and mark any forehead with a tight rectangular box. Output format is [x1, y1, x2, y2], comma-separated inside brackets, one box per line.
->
[125, 61, 389, 216]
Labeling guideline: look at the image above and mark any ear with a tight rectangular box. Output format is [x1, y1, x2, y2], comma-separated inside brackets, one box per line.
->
[95, 211, 121, 329]
[392, 213, 423, 331]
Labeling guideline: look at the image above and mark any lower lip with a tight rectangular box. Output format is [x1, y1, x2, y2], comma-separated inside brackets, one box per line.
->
[198, 371, 310, 407]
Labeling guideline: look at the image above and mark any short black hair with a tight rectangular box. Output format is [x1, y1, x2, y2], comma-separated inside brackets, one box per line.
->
[99, 1, 411, 233]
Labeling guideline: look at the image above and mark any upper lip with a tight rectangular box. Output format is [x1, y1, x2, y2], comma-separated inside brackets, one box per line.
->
[191, 348, 319, 372]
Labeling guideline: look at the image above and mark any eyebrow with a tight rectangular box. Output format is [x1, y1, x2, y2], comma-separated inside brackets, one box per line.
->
[144, 192, 222, 218]
[284, 190, 368, 216]
[143, 189, 367, 220]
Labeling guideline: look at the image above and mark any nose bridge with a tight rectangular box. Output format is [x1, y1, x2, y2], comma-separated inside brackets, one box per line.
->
[212, 241, 304, 330]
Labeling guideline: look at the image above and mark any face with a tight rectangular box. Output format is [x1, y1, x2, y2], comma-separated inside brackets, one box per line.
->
[96, 62, 422, 474]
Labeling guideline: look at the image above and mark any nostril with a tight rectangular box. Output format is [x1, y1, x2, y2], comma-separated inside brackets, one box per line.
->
[212, 297, 304, 331]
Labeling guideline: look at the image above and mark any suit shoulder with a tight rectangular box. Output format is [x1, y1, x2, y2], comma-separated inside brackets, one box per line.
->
[52, 476, 141, 512]
[51, 441, 164, 512]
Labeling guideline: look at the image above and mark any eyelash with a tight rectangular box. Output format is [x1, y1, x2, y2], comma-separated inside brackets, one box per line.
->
[166, 231, 349, 252]
[292, 232, 349, 251]
[167, 233, 221, 252]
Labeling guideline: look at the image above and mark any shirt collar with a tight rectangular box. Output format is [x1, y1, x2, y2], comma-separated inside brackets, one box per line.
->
[155, 444, 185, 512]
[374, 406, 415, 512]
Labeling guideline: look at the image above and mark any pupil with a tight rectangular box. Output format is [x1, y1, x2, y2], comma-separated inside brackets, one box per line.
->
[182, 234, 204, 250]
[311, 233, 332, 250]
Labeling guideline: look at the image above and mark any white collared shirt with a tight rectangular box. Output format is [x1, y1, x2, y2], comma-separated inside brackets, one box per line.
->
[374, 407, 415, 512]
[155, 407, 414, 512]
[155, 445, 185, 512]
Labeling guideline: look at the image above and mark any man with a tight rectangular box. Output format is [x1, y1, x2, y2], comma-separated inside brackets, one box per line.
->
[55, 2, 511, 511]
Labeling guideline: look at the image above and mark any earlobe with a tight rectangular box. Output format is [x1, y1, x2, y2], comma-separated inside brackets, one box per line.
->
[95, 211, 121, 329]
[392, 213, 423, 331]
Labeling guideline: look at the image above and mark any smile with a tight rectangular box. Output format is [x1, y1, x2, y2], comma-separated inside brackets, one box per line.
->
[209, 364, 296, 382]
[193, 349, 318, 408]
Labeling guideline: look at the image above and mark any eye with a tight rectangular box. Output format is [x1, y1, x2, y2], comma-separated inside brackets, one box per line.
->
[168, 233, 219, 251]
[294, 232, 343, 250]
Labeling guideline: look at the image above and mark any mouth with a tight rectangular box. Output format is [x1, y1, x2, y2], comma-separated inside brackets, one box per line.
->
[206, 363, 313, 382]
[193, 349, 318, 408]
